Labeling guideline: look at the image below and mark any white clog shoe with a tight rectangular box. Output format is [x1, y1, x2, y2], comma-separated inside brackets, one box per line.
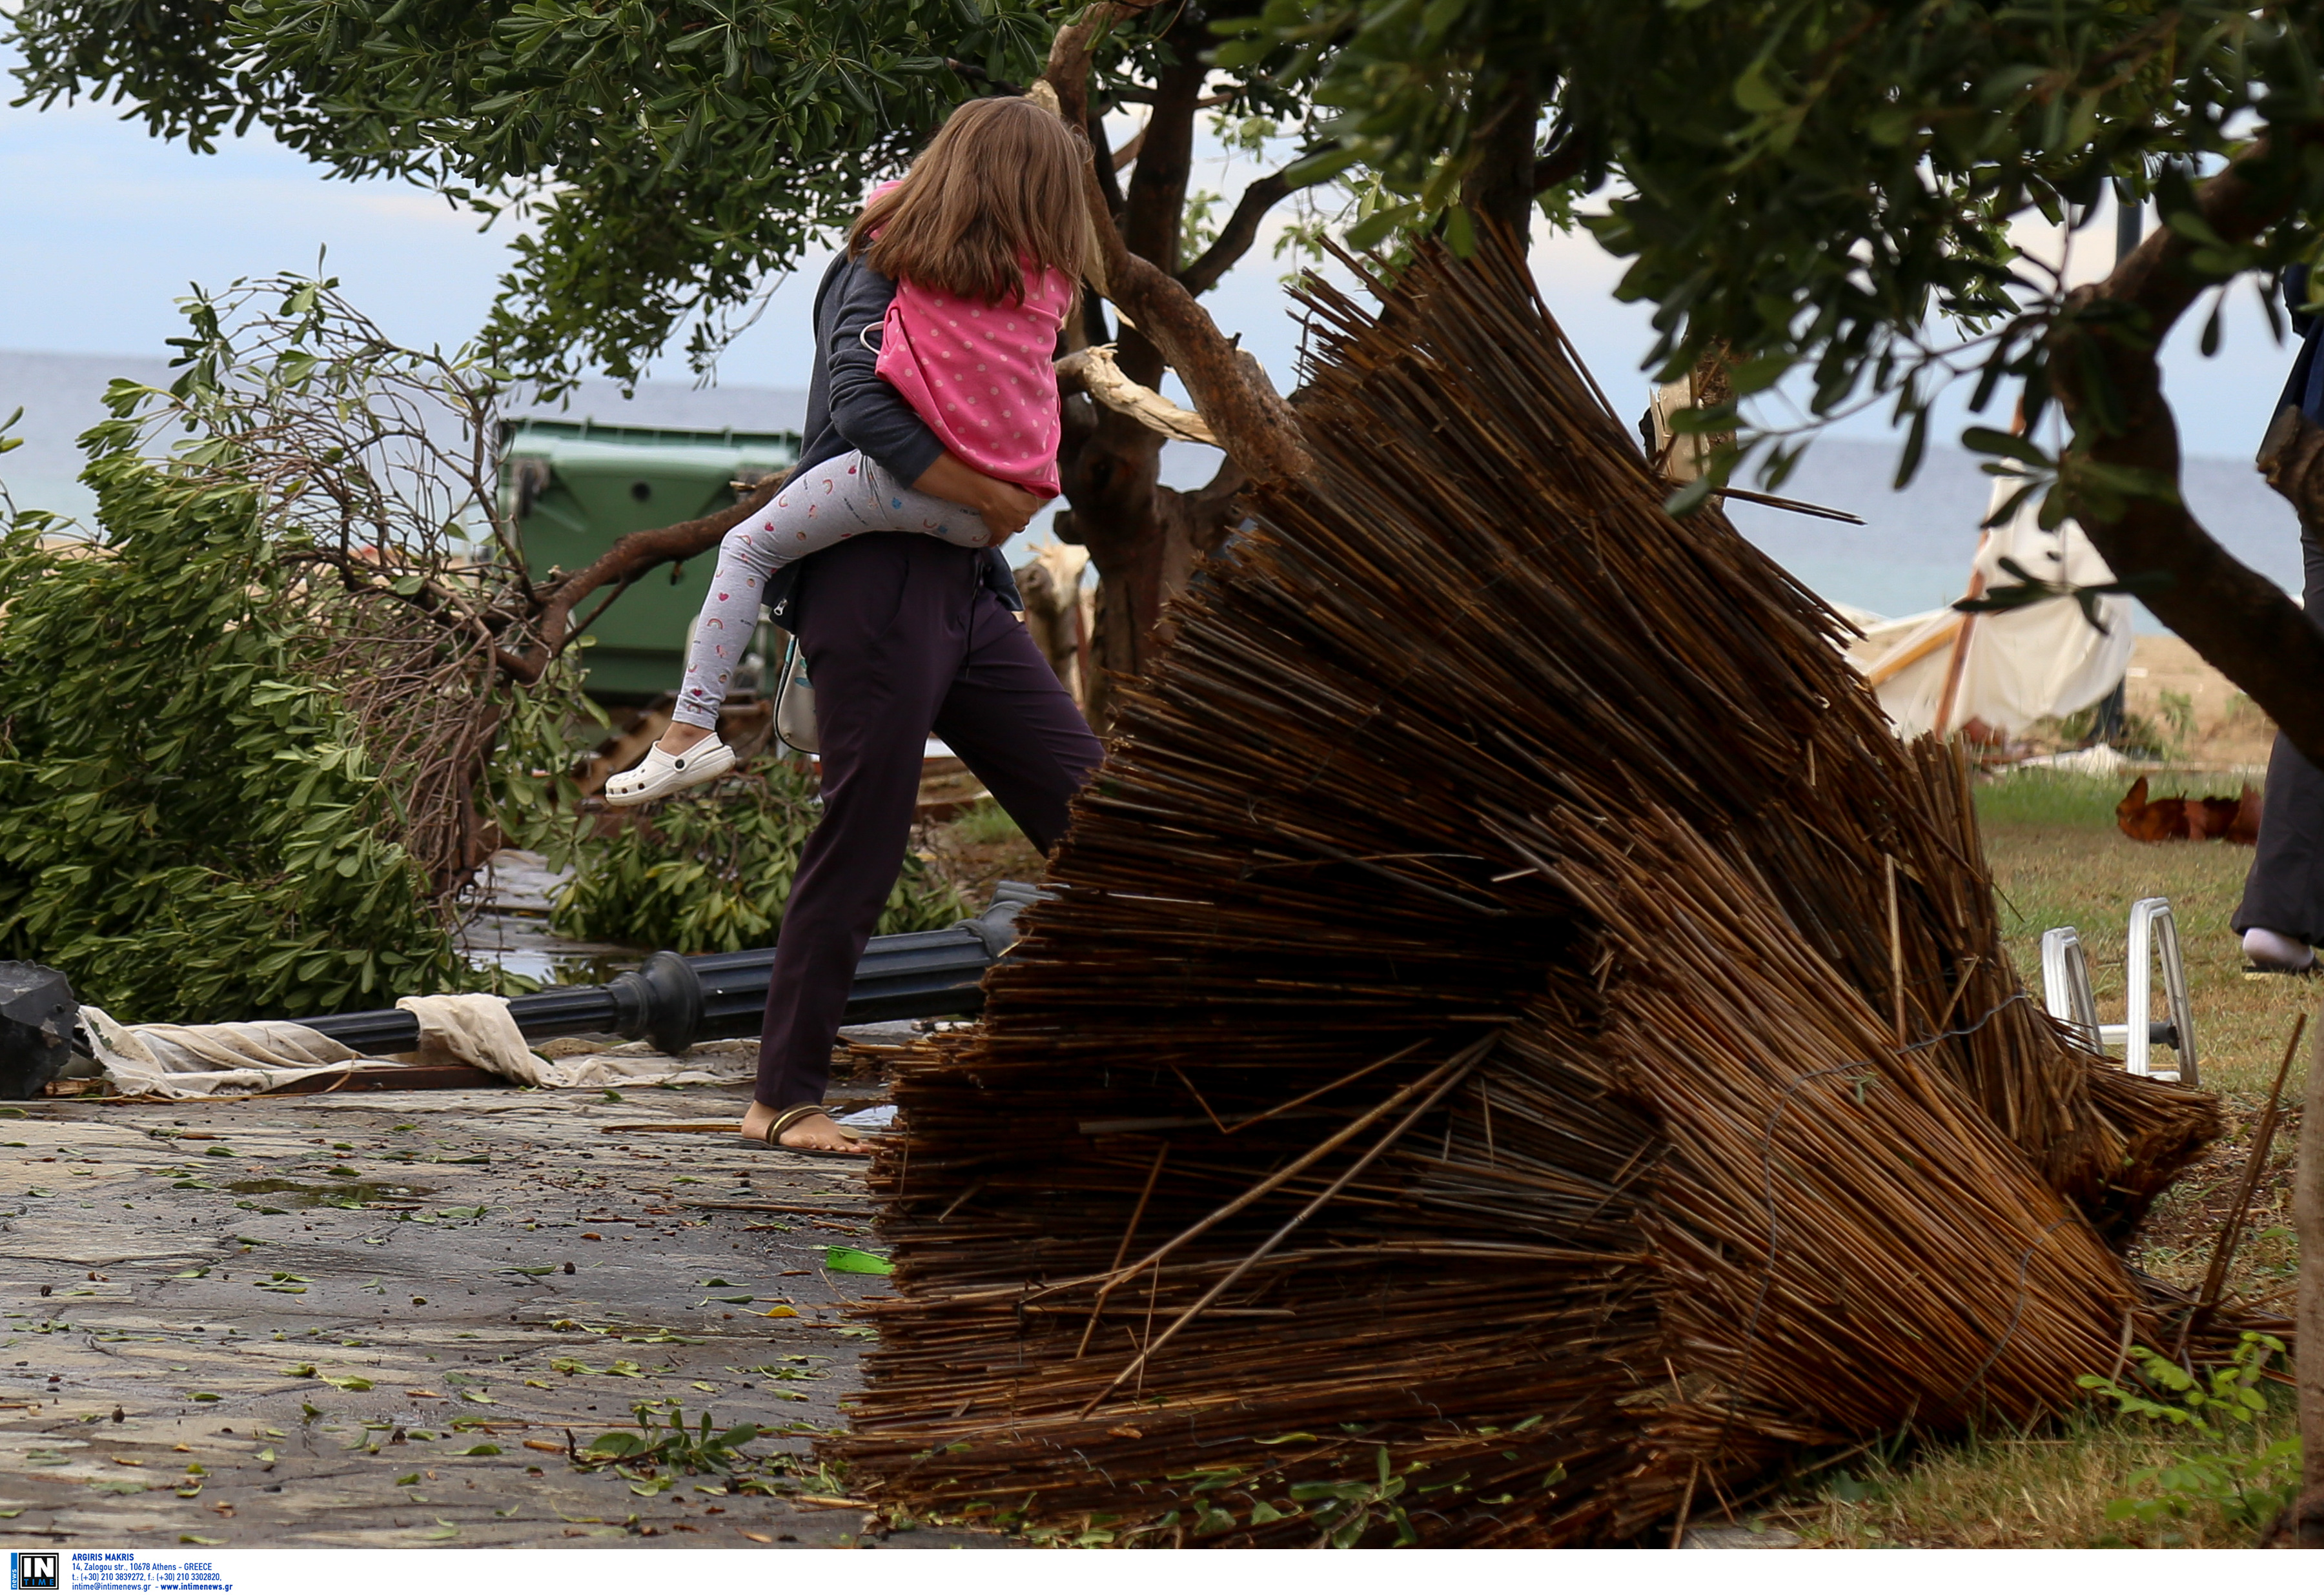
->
[602, 737, 738, 807]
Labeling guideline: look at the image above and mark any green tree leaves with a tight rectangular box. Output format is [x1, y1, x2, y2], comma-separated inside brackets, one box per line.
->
[0, 456, 465, 1021]
[1237, 1, 2324, 495]
[552, 755, 963, 953]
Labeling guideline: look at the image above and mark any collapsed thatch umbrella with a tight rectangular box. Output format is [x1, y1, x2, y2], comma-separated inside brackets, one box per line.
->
[826, 234, 2238, 1545]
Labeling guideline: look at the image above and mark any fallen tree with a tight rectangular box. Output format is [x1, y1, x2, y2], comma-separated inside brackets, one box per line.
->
[824, 233, 2263, 1547]
[0, 278, 589, 1021]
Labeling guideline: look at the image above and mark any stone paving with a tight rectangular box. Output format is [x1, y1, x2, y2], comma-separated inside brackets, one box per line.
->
[0, 1079, 990, 1550]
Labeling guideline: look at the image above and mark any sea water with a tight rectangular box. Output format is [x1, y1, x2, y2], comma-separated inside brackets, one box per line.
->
[1719, 438, 2303, 630]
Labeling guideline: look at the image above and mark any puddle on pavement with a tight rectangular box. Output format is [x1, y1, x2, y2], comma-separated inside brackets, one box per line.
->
[455, 849, 648, 986]
[222, 1177, 434, 1208]
[457, 912, 644, 986]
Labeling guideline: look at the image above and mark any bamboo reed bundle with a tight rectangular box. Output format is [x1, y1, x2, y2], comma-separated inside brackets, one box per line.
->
[824, 232, 2244, 1546]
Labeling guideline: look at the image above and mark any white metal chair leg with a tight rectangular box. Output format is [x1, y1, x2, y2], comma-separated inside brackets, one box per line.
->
[2156, 906, 2199, 1088]
[2037, 926, 2101, 1052]
[2125, 903, 2154, 1077]
[2125, 897, 2197, 1086]
[2041, 902, 2197, 1084]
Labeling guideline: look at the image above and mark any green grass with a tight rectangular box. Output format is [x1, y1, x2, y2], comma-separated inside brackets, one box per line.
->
[1781, 1397, 2301, 1548]
[1973, 769, 2126, 831]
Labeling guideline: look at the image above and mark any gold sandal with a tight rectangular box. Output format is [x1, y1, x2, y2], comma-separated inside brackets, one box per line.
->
[755, 1102, 869, 1158]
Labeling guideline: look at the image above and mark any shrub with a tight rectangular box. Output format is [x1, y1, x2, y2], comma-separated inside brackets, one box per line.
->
[0, 454, 474, 1020]
[553, 757, 965, 953]
[0, 277, 592, 1022]
[2078, 1332, 2303, 1543]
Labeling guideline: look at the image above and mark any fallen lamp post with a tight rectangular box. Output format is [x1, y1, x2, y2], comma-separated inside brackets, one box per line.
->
[0, 882, 1044, 1097]
[302, 880, 1043, 1056]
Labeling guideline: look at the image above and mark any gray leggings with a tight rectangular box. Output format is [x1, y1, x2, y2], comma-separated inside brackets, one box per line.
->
[672, 450, 994, 729]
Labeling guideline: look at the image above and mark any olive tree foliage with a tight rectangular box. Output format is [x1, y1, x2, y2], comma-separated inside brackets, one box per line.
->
[0, 276, 594, 1022]
[1232, 0, 2324, 765]
[6, 0, 1055, 393]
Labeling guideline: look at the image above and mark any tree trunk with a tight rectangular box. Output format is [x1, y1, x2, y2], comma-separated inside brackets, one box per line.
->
[2043, 129, 2324, 770]
[1055, 396, 1245, 726]
[1070, 484, 1207, 729]
[1055, 396, 1169, 726]
[2293, 999, 2324, 1545]
[1461, 72, 1538, 243]
[1043, 25, 1283, 726]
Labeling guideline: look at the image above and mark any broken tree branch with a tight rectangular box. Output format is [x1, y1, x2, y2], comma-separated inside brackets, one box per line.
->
[1533, 131, 1591, 194]
[1055, 345, 1217, 446]
[501, 476, 781, 685]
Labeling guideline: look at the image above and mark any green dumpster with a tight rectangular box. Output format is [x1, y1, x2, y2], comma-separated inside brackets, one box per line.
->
[500, 418, 801, 703]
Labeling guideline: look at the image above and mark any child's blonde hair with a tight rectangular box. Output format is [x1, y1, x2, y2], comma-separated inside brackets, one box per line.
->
[850, 95, 1091, 308]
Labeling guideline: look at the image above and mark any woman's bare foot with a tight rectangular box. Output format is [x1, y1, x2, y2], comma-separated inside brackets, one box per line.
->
[740, 1101, 870, 1155]
[657, 721, 716, 757]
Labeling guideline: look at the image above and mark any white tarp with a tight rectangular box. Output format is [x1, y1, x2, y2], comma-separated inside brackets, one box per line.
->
[1846, 475, 2133, 738]
[80, 993, 754, 1099]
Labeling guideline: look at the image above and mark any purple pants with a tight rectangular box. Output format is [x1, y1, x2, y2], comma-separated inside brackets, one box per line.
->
[754, 533, 1103, 1111]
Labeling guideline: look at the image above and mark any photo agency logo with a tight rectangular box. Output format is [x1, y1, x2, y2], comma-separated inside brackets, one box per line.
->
[9, 1552, 59, 1592]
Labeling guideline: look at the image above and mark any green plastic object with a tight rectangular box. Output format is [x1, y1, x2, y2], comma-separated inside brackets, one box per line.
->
[500, 418, 800, 703]
[824, 1246, 895, 1276]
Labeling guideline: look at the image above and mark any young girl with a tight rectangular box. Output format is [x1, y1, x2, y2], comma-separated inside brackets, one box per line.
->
[606, 94, 1087, 805]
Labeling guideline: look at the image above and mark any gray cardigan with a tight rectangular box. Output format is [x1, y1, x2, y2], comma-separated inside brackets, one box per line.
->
[763, 251, 1024, 627]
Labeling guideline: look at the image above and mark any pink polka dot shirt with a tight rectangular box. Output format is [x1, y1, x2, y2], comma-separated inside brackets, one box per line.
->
[873, 262, 1072, 498]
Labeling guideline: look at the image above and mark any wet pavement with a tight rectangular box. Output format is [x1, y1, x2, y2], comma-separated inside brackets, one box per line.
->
[0, 1078, 993, 1550]
[453, 850, 639, 987]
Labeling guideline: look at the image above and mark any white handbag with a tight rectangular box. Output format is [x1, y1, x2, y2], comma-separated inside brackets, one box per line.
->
[774, 634, 819, 755]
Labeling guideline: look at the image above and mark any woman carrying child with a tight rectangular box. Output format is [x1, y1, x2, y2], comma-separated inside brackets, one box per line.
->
[606, 96, 1105, 1154]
